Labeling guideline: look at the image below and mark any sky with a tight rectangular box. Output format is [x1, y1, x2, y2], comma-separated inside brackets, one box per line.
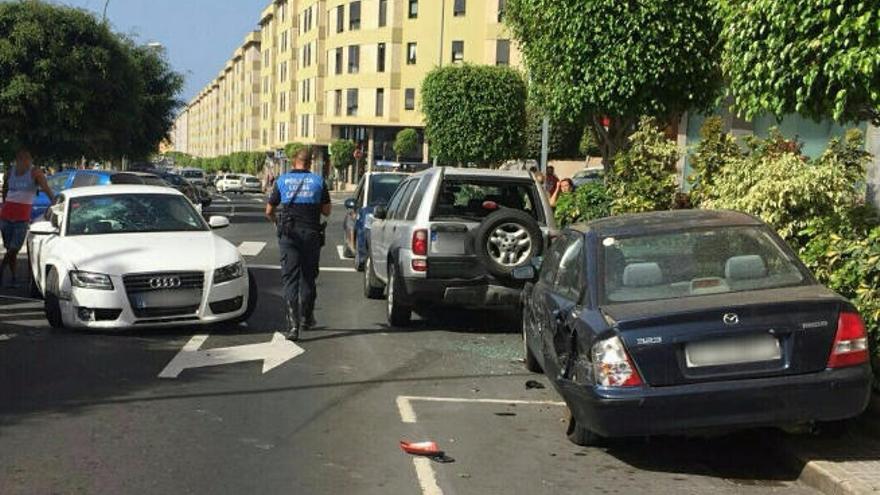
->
[52, 0, 268, 103]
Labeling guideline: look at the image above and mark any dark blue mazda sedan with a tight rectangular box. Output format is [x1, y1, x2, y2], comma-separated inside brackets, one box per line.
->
[520, 210, 872, 445]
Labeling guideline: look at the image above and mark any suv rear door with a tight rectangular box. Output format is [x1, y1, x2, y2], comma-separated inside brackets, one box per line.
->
[373, 178, 418, 280]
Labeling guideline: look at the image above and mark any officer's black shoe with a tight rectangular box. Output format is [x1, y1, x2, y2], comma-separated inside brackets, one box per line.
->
[286, 306, 301, 341]
[303, 313, 316, 330]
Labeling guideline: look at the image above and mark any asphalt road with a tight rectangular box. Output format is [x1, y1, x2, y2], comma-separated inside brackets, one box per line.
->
[0, 191, 819, 494]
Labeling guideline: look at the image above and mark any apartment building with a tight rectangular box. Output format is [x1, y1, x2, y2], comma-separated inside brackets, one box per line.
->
[175, 0, 520, 170]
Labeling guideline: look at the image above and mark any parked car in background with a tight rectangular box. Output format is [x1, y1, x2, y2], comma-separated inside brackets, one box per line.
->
[520, 210, 872, 446]
[27, 185, 257, 329]
[366, 167, 555, 326]
[159, 172, 212, 209]
[343, 171, 408, 271]
[240, 174, 263, 193]
[571, 168, 604, 188]
[180, 168, 207, 187]
[31, 170, 148, 222]
[216, 174, 243, 194]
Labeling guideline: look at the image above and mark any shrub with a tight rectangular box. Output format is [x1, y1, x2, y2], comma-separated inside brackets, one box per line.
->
[421, 64, 527, 166]
[607, 117, 680, 214]
[329, 139, 356, 170]
[801, 226, 880, 351]
[554, 181, 611, 227]
[703, 129, 870, 245]
[688, 116, 741, 206]
[393, 129, 419, 161]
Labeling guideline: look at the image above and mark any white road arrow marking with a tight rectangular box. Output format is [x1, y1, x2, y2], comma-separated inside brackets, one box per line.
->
[158, 332, 304, 379]
[238, 241, 267, 257]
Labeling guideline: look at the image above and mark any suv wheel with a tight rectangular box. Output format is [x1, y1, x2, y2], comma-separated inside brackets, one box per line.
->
[474, 209, 543, 279]
[386, 263, 411, 327]
[363, 256, 384, 299]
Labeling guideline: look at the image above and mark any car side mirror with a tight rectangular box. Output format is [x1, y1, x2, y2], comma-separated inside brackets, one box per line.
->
[512, 265, 536, 281]
[344, 198, 357, 210]
[208, 216, 230, 229]
[30, 220, 58, 236]
[373, 205, 388, 220]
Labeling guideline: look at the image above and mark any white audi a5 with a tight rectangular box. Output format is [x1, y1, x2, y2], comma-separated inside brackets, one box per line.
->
[27, 185, 257, 330]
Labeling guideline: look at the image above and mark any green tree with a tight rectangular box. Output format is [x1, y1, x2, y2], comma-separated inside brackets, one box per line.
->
[329, 139, 356, 170]
[0, 1, 182, 161]
[393, 129, 419, 161]
[421, 64, 527, 166]
[720, 0, 880, 125]
[505, 0, 723, 169]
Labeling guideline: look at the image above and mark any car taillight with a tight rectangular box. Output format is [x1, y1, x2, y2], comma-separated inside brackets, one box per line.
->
[412, 229, 428, 256]
[411, 259, 428, 272]
[827, 311, 869, 368]
[592, 336, 643, 387]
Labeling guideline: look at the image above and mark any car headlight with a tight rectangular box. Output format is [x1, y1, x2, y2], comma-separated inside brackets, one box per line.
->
[214, 261, 244, 284]
[70, 271, 114, 290]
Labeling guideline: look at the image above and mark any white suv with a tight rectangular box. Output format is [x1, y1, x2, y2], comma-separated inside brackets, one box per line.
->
[216, 174, 243, 193]
[365, 167, 555, 326]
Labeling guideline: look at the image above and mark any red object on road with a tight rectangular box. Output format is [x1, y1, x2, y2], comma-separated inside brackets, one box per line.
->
[400, 440, 443, 456]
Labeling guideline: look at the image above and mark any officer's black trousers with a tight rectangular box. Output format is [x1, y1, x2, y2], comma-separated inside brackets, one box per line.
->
[278, 226, 321, 319]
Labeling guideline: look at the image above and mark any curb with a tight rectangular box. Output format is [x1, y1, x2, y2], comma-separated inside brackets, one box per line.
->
[795, 457, 874, 495]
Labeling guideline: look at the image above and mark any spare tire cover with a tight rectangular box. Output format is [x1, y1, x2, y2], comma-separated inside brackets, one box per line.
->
[473, 208, 543, 279]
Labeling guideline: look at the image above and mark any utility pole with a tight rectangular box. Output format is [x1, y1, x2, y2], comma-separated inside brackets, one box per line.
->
[540, 116, 550, 172]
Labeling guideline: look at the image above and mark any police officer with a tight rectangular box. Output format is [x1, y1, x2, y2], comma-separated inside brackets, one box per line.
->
[266, 148, 331, 341]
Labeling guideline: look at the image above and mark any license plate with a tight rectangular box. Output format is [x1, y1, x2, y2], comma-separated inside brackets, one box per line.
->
[130, 290, 201, 309]
[685, 334, 781, 368]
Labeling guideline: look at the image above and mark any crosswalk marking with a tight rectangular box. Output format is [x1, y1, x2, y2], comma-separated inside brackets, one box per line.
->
[238, 241, 267, 257]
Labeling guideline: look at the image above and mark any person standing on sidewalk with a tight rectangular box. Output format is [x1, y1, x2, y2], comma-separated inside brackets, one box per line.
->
[0, 148, 54, 287]
[265, 148, 331, 341]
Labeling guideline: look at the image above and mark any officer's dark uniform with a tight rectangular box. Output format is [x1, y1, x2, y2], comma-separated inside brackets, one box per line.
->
[268, 169, 330, 336]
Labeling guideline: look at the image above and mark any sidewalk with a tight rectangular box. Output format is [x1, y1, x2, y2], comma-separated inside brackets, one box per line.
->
[780, 396, 880, 495]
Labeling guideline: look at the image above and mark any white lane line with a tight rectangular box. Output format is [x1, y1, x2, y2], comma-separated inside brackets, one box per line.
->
[396, 395, 566, 424]
[413, 458, 443, 495]
[336, 245, 346, 260]
[238, 241, 267, 257]
[247, 264, 356, 273]
[0, 334, 15, 341]
[397, 395, 566, 495]
[252, 198, 265, 203]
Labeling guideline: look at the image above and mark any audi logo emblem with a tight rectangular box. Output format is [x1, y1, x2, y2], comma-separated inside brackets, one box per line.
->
[149, 277, 181, 290]
[723, 313, 740, 326]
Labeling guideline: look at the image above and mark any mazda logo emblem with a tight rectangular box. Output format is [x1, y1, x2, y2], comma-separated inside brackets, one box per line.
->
[723, 313, 740, 325]
[149, 277, 181, 290]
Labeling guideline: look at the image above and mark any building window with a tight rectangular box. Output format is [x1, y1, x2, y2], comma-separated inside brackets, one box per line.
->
[279, 61, 287, 82]
[378, 0, 388, 27]
[407, 42, 417, 65]
[497, 0, 506, 21]
[348, 45, 360, 74]
[281, 30, 288, 52]
[303, 42, 312, 67]
[405, 88, 415, 110]
[346, 88, 359, 116]
[279, 91, 287, 112]
[335, 89, 342, 116]
[279, 0, 287, 22]
[305, 6, 313, 31]
[452, 41, 464, 63]
[496, 39, 510, 66]
[376, 88, 384, 117]
[408, 0, 418, 18]
[336, 5, 344, 33]
[453, 0, 466, 16]
[335, 47, 343, 75]
[377, 43, 386, 72]
[349, 1, 361, 30]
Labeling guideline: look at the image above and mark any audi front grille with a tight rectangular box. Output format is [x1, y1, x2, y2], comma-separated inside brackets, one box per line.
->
[123, 272, 205, 293]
